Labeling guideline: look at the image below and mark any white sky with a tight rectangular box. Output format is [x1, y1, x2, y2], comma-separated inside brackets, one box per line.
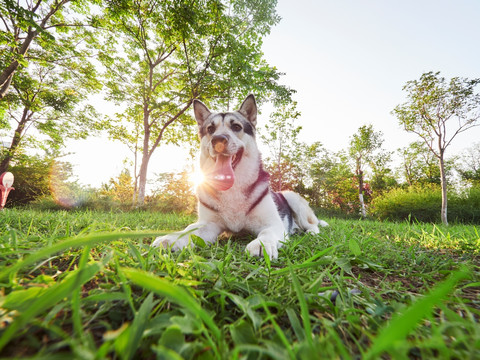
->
[66, 0, 480, 188]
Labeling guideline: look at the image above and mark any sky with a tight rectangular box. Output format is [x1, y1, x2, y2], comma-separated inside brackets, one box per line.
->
[65, 0, 480, 188]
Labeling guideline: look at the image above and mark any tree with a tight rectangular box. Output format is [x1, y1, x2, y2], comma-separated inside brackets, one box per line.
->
[0, 0, 96, 98]
[369, 150, 397, 194]
[397, 141, 455, 186]
[309, 149, 358, 212]
[457, 142, 480, 185]
[101, 0, 289, 205]
[393, 71, 480, 225]
[0, 59, 101, 173]
[260, 101, 302, 191]
[101, 168, 135, 204]
[150, 170, 196, 213]
[348, 124, 384, 218]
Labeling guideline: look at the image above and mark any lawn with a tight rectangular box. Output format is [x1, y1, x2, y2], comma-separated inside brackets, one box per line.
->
[0, 209, 479, 359]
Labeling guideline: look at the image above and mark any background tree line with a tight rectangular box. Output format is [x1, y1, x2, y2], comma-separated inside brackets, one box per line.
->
[1, 1, 480, 224]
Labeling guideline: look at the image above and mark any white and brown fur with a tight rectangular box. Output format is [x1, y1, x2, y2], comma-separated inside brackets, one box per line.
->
[152, 94, 328, 259]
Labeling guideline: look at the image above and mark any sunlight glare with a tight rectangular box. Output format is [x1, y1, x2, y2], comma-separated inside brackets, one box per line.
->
[189, 165, 205, 189]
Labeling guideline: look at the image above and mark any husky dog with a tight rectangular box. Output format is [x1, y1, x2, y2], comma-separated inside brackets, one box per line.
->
[152, 94, 328, 259]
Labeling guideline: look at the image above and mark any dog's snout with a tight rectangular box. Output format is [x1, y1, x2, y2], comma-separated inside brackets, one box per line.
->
[212, 134, 229, 153]
[212, 134, 229, 146]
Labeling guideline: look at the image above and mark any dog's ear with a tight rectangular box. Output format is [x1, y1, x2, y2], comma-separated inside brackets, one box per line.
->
[193, 99, 211, 126]
[238, 94, 257, 127]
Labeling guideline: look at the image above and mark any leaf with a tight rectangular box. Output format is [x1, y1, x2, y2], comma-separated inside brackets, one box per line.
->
[286, 307, 305, 342]
[190, 234, 206, 249]
[1, 287, 46, 312]
[230, 320, 257, 346]
[158, 326, 185, 354]
[349, 238, 362, 257]
[335, 257, 353, 274]
[261, 242, 271, 269]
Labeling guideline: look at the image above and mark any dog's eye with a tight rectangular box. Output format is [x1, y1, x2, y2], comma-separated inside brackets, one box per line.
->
[207, 125, 215, 134]
[231, 124, 242, 132]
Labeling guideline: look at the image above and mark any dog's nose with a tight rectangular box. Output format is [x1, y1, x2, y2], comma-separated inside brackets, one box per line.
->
[212, 135, 229, 152]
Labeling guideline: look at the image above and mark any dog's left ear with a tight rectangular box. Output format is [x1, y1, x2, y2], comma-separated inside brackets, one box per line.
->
[193, 99, 211, 126]
[238, 94, 257, 127]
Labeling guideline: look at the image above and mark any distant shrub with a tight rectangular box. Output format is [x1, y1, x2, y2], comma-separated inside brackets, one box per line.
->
[371, 185, 441, 222]
[449, 186, 480, 223]
[371, 185, 480, 223]
[29, 192, 119, 212]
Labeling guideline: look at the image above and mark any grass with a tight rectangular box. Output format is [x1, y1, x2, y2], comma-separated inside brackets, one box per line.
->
[0, 209, 479, 359]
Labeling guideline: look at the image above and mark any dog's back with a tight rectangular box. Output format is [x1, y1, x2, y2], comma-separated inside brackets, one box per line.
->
[273, 191, 327, 235]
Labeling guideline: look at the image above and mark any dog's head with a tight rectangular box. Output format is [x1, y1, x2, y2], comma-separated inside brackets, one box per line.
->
[193, 94, 258, 191]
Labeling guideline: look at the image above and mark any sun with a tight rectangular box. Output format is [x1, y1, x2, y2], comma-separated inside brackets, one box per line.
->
[189, 165, 205, 189]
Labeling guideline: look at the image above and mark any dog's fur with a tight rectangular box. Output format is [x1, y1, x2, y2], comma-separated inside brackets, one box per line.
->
[152, 94, 328, 259]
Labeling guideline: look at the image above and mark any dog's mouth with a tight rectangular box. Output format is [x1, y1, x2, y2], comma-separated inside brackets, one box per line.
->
[206, 148, 244, 191]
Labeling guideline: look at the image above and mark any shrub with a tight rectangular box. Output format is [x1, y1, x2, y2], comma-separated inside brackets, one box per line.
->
[371, 185, 442, 222]
[371, 185, 480, 223]
[449, 186, 480, 223]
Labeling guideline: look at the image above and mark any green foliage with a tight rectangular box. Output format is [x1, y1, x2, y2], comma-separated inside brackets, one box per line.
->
[1, 0, 104, 172]
[457, 142, 480, 185]
[0, 211, 479, 358]
[397, 141, 443, 185]
[101, 169, 136, 205]
[371, 185, 480, 223]
[448, 186, 480, 224]
[0, 0, 101, 96]
[371, 185, 443, 222]
[393, 72, 480, 155]
[261, 101, 302, 191]
[4, 154, 52, 206]
[149, 170, 197, 214]
[308, 150, 359, 213]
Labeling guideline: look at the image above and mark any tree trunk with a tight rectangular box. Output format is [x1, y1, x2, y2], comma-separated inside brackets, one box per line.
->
[136, 127, 151, 206]
[439, 155, 448, 225]
[356, 157, 366, 218]
[0, 108, 29, 173]
[0, 29, 37, 98]
[136, 154, 149, 206]
[358, 169, 366, 218]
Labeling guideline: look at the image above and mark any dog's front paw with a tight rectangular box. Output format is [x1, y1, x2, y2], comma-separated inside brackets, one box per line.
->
[246, 239, 278, 260]
[151, 234, 188, 251]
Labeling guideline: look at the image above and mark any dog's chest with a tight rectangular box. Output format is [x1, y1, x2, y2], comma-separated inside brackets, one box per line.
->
[215, 190, 250, 232]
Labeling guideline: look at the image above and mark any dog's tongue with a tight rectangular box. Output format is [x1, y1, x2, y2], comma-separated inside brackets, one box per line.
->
[208, 155, 235, 191]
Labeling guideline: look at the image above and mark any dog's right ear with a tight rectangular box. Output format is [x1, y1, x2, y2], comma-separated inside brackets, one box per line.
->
[193, 99, 211, 126]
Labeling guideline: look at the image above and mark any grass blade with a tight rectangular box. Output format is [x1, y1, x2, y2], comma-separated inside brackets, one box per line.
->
[365, 267, 471, 359]
[114, 293, 155, 360]
[120, 268, 221, 341]
[289, 263, 314, 351]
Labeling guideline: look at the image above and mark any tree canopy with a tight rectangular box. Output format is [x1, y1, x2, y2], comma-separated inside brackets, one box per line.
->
[100, 0, 291, 204]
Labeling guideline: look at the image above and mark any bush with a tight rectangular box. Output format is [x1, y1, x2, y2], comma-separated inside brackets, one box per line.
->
[370, 185, 442, 222]
[449, 186, 480, 223]
[371, 185, 480, 223]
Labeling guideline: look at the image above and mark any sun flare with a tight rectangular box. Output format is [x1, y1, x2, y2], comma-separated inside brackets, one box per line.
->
[189, 165, 205, 189]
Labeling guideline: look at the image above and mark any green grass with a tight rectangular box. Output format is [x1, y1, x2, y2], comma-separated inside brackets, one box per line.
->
[0, 209, 479, 359]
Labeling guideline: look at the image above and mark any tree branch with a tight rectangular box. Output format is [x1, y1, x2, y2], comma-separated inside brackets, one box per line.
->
[147, 100, 193, 159]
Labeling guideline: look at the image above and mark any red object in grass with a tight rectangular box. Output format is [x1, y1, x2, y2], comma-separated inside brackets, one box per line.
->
[0, 172, 14, 210]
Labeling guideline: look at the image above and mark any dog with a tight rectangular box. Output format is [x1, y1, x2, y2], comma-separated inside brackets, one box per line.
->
[152, 94, 328, 259]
